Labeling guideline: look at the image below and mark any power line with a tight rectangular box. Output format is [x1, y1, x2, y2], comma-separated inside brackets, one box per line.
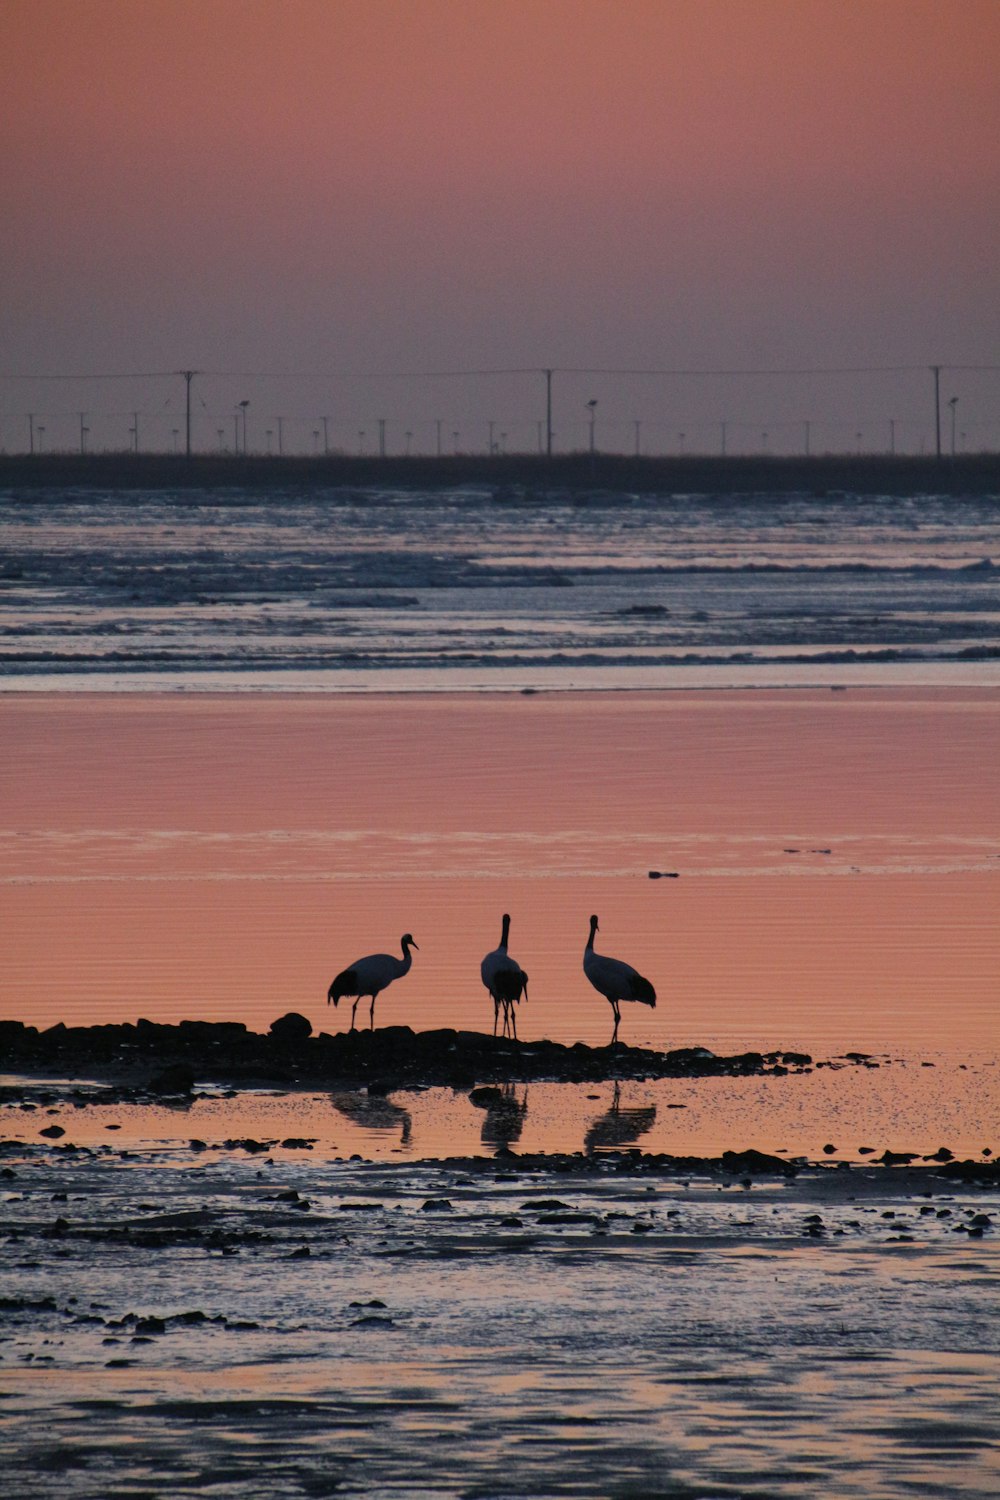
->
[3, 363, 998, 382]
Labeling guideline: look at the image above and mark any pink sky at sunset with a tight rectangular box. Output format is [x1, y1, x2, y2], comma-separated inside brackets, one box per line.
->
[2, 0, 998, 453]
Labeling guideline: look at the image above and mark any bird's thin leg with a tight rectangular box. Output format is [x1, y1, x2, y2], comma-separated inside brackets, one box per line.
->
[510, 1007, 518, 1042]
[611, 1002, 620, 1046]
[493, 998, 499, 1037]
[369, 996, 376, 1030]
[350, 999, 359, 1031]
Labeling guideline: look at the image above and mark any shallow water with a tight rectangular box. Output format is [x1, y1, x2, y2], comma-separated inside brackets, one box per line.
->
[2, 1068, 997, 1167]
[2, 487, 999, 688]
[2, 1146, 998, 1498]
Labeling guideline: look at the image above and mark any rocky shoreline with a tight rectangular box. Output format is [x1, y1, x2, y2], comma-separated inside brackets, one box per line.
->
[1, 1014, 825, 1091]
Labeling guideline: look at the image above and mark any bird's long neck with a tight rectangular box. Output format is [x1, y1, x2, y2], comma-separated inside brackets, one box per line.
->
[399, 938, 414, 973]
[586, 917, 598, 952]
[499, 914, 511, 952]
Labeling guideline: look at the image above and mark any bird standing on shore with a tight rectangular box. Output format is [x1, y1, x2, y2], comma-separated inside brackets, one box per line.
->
[583, 914, 656, 1045]
[481, 913, 529, 1040]
[327, 934, 417, 1030]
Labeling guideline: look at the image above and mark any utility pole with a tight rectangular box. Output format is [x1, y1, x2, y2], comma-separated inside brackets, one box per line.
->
[633, 419, 641, 457]
[435, 418, 442, 457]
[889, 418, 896, 456]
[131, 412, 140, 453]
[488, 419, 495, 456]
[28, 413, 35, 456]
[803, 420, 810, 457]
[931, 365, 942, 459]
[544, 369, 553, 457]
[277, 416, 284, 456]
[179, 370, 198, 457]
[720, 420, 727, 457]
[79, 412, 87, 454]
[378, 418, 386, 458]
[322, 416, 329, 455]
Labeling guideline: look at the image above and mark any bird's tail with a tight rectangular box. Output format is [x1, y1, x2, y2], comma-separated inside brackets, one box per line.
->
[328, 966, 356, 1006]
[634, 976, 656, 1008]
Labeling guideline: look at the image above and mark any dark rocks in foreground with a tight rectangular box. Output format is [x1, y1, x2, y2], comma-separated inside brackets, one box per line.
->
[0, 1017, 812, 1090]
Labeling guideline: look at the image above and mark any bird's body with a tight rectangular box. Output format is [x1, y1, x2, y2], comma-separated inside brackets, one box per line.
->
[481, 914, 529, 1040]
[327, 933, 417, 1030]
[583, 914, 656, 1045]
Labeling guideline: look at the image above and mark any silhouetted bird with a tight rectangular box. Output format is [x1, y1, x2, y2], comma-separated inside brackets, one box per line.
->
[583, 914, 656, 1045]
[481, 913, 529, 1040]
[327, 934, 417, 1030]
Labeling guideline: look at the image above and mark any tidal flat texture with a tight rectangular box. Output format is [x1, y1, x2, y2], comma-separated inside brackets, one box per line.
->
[2, 1141, 998, 1499]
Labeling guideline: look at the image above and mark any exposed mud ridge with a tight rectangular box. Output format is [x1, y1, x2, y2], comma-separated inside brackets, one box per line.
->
[0, 1015, 822, 1090]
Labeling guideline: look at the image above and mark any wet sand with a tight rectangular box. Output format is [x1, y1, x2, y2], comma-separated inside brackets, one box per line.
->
[2, 1134, 998, 1499]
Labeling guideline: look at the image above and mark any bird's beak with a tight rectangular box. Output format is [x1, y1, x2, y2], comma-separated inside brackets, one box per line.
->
[411, 940, 419, 950]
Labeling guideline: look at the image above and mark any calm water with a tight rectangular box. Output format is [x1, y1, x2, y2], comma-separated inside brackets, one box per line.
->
[2, 691, 998, 1151]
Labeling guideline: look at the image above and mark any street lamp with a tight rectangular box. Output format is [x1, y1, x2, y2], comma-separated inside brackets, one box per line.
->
[948, 396, 958, 456]
[586, 399, 597, 454]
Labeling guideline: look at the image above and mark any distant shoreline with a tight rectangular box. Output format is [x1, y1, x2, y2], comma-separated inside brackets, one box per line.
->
[2, 450, 999, 496]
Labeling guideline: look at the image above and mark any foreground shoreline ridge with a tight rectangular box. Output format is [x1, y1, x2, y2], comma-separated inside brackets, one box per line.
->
[0, 1015, 818, 1089]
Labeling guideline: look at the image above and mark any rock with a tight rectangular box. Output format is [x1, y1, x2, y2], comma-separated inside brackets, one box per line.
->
[133, 1316, 166, 1336]
[822, 1143, 837, 1155]
[269, 1012, 312, 1043]
[39, 1125, 65, 1139]
[147, 1064, 195, 1095]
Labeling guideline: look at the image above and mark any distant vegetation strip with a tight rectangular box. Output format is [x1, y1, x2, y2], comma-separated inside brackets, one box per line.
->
[1, 452, 999, 497]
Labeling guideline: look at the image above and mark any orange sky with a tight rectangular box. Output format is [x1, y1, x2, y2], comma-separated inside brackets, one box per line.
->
[1, 0, 998, 450]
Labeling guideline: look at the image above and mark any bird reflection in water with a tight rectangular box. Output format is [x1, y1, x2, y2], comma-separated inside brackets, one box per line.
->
[330, 1089, 412, 1145]
[469, 1084, 529, 1150]
[583, 1082, 656, 1154]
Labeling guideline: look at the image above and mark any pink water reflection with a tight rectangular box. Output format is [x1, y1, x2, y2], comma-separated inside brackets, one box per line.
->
[2, 690, 998, 1060]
